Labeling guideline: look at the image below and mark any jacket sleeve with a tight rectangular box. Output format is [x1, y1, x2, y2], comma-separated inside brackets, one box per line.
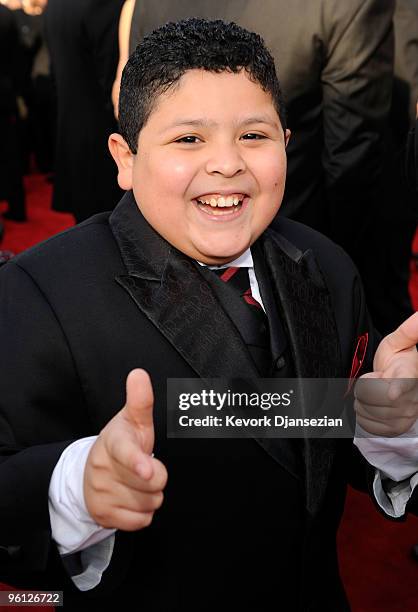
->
[0, 262, 91, 579]
[321, 0, 395, 256]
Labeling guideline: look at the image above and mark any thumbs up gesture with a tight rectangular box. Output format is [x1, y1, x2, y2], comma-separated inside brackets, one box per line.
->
[84, 369, 168, 530]
[355, 313, 418, 436]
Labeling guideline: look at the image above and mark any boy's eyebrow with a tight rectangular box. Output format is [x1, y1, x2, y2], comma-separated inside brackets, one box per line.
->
[239, 115, 281, 129]
[161, 115, 280, 132]
[161, 118, 217, 132]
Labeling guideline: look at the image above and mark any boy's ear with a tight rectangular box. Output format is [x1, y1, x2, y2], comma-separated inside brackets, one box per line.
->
[285, 129, 291, 148]
[108, 133, 134, 190]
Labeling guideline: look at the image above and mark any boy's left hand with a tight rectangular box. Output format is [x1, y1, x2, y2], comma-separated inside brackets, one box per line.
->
[355, 312, 418, 436]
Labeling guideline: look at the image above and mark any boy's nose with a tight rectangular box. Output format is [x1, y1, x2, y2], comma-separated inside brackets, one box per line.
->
[205, 144, 246, 177]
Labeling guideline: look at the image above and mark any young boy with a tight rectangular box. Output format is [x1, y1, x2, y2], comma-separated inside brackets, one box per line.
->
[0, 18, 417, 611]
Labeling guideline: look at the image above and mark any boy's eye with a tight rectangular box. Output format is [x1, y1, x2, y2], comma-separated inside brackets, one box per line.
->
[174, 135, 201, 144]
[241, 133, 267, 140]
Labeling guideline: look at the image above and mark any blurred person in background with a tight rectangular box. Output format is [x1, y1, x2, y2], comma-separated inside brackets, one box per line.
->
[22, 0, 47, 15]
[405, 103, 418, 204]
[0, 1, 48, 16]
[371, 0, 418, 335]
[0, 0, 22, 9]
[29, 16, 54, 175]
[0, 2, 26, 224]
[118, 0, 409, 335]
[112, 0, 135, 116]
[8, 0, 54, 174]
[44, 0, 124, 222]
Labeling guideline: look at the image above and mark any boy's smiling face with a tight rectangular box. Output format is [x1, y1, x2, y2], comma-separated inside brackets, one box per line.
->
[111, 69, 289, 265]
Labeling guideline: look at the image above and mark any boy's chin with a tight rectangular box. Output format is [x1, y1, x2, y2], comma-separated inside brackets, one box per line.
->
[191, 241, 251, 265]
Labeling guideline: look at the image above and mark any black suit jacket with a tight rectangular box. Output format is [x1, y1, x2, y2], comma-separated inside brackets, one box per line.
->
[0, 192, 415, 610]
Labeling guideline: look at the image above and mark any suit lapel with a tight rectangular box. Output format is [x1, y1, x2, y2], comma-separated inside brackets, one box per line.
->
[261, 228, 342, 378]
[259, 228, 343, 515]
[109, 191, 258, 379]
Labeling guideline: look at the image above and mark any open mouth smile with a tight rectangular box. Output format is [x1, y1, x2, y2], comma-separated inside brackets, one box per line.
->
[193, 193, 249, 218]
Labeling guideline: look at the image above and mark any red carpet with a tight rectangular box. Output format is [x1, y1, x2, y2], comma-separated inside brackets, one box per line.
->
[339, 488, 418, 612]
[1, 175, 418, 611]
[0, 174, 74, 253]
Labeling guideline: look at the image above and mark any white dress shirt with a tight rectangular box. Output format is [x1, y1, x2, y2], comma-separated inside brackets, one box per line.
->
[48, 247, 418, 590]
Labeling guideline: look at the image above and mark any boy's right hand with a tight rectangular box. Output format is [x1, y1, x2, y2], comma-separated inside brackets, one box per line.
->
[84, 369, 167, 531]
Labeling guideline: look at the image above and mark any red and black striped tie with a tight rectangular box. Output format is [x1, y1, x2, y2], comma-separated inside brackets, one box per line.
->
[213, 266, 264, 312]
[213, 266, 271, 374]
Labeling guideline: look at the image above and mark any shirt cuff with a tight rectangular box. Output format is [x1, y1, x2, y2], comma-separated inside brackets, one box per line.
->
[353, 419, 418, 481]
[65, 533, 115, 591]
[48, 436, 116, 555]
[372, 470, 418, 518]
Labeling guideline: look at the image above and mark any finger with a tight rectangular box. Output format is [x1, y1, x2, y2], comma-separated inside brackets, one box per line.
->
[97, 508, 156, 532]
[355, 376, 417, 405]
[124, 368, 155, 455]
[121, 491, 164, 514]
[106, 429, 154, 480]
[110, 456, 168, 493]
[103, 483, 164, 514]
[355, 398, 393, 423]
[374, 313, 418, 369]
[355, 414, 414, 437]
[354, 399, 406, 422]
[388, 378, 417, 401]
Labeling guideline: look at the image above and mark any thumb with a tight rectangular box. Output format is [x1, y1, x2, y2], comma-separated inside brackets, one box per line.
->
[124, 368, 155, 456]
[374, 312, 418, 371]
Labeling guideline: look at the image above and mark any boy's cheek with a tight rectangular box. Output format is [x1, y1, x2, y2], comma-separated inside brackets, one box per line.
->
[135, 155, 194, 196]
[252, 150, 287, 187]
[162, 161, 194, 191]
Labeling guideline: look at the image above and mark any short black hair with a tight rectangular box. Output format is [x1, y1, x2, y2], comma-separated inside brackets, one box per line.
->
[119, 18, 287, 153]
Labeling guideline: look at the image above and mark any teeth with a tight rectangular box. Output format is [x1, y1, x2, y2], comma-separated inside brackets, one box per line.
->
[197, 194, 245, 208]
[202, 207, 236, 216]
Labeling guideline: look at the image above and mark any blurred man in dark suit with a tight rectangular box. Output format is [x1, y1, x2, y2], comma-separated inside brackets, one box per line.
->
[44, 0, 124, 222]
[0, 4, 26, 224]
[371, 0, 417, 334]
[406, 105, 418, 201]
